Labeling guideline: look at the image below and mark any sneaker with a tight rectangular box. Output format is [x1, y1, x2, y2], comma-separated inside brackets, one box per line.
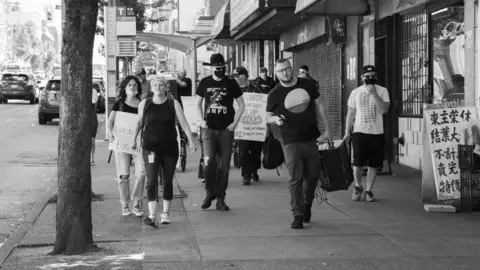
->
[160, 212, 171, 224]
[144, 216, 158, 228]
[291, 215, 304, 229]
[365, 191, 376, 202]
[132, 205, 144, 217]
[242, 175, 251, 186]
[216, 200, 230, 211]
[303, 204, 312, 223]
[122, 205, 132, 216]
[251, 173, 259, 182]
[352, 186, 364, 201]
[201, 195, 215, 209]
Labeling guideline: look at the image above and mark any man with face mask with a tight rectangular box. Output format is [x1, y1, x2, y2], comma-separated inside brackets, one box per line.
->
[196, 53, 246, 211]
[233, 66, 265, 185]
[266, 58, 332, 229]
[344, 65, 390, 203]
[135, 68, 152, 100]
[255, 67, 275, 93]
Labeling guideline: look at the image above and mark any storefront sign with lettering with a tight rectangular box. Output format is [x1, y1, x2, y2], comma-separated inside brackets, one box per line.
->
[425, 107, 477, 200]
[234, 93, 267, 142]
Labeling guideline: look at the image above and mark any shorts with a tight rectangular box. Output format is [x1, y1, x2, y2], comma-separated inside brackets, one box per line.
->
[351, 132, 384, 168]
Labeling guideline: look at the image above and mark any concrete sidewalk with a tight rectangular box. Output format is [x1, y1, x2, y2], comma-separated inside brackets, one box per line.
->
[2, 134, 480, 269]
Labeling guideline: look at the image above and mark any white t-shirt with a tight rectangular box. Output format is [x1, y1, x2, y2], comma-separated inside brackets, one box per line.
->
[347, 84, 390, 135]
[92, 88, 99, 104]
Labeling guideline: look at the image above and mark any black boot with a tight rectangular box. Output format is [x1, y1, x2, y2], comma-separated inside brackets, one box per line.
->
[201, 195, 215, 209]
[303, 204, 312, 223]
[291, 215, 304, 229]
[216, 199, 230, 211]
[242, 175, 251, 185]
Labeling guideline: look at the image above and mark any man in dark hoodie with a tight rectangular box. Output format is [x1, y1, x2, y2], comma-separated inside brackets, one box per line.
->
[255, 67, 276, 93]
[233, 66, 267, 185]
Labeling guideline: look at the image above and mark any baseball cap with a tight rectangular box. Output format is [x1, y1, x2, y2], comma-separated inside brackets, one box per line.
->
[260, 67, 268, 73]
[362, 65, 376, 74]
[233, 66, 248, 77]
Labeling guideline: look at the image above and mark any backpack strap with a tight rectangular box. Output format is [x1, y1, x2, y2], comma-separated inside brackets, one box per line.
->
[119, 100, 124, 112]
[167, 95, 177, 124]
[141, 98, 153, 139]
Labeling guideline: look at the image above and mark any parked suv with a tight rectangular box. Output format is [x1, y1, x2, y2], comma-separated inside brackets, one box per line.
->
[38, 79, 60, 125]
[0, 73, 37, 104]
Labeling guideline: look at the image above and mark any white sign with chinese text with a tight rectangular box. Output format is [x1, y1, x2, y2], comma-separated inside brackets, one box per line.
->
[108, 112, 141, 155]
[425, 107, 477, 200]
[234, 93, 267, 142]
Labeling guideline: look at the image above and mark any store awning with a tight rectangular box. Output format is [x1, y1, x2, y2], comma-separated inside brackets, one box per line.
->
[136, 32, 214, 53]
[211, 0, 230, 39]
[295, 0, 369, 15]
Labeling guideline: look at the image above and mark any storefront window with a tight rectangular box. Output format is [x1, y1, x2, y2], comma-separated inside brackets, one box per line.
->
[431, 3, 465, 107]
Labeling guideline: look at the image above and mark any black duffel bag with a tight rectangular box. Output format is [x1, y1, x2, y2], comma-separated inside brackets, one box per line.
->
[318, 140, 354, 192]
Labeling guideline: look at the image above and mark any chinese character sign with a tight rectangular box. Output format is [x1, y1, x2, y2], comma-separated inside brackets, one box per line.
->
[234, 93, 268, 142]
[425, 107, 477, 200]
[108, 112, 142, 155]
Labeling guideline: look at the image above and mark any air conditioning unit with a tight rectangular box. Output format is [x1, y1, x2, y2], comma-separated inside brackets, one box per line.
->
[117, 37, 136, 57]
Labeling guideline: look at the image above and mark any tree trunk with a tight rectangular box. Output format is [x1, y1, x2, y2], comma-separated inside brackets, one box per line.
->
[49, 0, 99, 256]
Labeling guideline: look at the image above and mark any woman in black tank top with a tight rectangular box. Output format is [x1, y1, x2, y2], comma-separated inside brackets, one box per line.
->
[132, 76, 196, 227]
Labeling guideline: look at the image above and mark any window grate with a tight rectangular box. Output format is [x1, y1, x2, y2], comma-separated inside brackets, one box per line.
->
[399, 9, 429, 117]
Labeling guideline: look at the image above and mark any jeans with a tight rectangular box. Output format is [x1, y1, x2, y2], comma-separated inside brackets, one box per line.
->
[203, 128, 234, 200]
[282, 140, 320, 217]
[114, 151, 146, 205]
[143, 147, 178, 202]
[238, 140, 263, 176]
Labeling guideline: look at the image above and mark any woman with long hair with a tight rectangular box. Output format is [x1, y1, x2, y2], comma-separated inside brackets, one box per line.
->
[107, 75, 146, 217]
[132, 76, 196, 227]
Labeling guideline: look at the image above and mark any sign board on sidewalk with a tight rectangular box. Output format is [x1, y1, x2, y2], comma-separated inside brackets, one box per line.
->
[108, 112, 141, 155]
[424, 107, 477, 200]
[234, 93, 267, 142]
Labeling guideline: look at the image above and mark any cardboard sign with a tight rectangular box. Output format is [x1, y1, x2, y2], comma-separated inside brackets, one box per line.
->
[234, 93, 267, 142]
[108, 111, 141, 155]
[181, 96, 202, 133]
[424, 107, 477, 200]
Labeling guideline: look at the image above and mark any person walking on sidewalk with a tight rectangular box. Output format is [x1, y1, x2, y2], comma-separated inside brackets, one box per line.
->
[195, 53, 245, 211]
[266, 59, 332, 229]
[91, 85, 99, 166]
[132, 76, 196, 227]
[344, 65, 390, 202]
[106, 75, 146, 217]
[233, 66, 267, 185]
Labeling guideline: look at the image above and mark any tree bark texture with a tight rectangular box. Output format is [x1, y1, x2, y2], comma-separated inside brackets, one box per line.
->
[49, 0, 99, 256]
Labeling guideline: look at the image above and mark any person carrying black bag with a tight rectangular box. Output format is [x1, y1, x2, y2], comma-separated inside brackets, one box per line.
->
[266, 59, 333, 229]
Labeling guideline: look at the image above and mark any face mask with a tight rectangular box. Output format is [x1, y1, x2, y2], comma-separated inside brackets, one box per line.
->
[364, 77, 377, 85]
[214, 68, 226, 78]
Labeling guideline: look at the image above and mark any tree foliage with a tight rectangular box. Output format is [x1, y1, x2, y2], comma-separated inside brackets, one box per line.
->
[8, 21, 40, 60]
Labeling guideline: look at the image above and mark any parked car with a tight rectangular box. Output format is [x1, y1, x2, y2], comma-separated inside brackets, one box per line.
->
[38, 79, 60, 124]
[0, 73, 37, 104]
[36, 79, 49, 103]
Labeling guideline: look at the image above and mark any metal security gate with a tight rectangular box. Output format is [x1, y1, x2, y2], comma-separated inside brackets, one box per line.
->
[293, 43, 342, 139]
[398, 9, 429, 117]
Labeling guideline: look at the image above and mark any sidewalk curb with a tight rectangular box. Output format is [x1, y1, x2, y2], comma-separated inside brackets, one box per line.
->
[0, 186, 55, 268]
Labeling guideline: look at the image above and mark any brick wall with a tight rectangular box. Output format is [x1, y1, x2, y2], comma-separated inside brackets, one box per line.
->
[398, 117, 424, 170]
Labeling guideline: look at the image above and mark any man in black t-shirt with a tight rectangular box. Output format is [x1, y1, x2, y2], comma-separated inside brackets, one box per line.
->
[255, 67, 276, 93]
[266, 58, 332, 229]
[176, 69, 192, 98]
[196, 53, 245, 211]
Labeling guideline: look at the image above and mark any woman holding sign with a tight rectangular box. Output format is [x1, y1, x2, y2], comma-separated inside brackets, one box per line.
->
[107, 75, 146, 217]
[132, 76, 196, 228]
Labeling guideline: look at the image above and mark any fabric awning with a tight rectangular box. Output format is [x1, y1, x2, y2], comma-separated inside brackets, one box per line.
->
[211, 0, 230, 39]
[295, 0, 369, 15]
[136, 32, 214, 53]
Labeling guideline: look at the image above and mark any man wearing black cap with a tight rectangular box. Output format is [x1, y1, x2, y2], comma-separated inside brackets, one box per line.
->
[233, 66, 266, 185]
[344, 65, 390, 203]
[196, 53, 245, 211]
[255, 67, 275, 93]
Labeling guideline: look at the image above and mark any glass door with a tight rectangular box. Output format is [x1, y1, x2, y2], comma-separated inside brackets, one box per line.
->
[431, 3, 465, 107]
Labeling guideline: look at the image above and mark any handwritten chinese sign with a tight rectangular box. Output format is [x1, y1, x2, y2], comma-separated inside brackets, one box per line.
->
[425, 107, 477, 200]
[234, 93, 267, 142]
[108, 112, 142, 155]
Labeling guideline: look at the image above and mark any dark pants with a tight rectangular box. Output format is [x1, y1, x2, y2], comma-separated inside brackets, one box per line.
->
[282, 140, 320, 217]
[203, 128, 234, 200]
[238, 140, 263, 176]
[143, 148, 178, 202]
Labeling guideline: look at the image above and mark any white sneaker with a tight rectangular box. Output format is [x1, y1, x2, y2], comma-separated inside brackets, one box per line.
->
[160, 212, 170, 224]
[132, 205, 144, 217]
[122, 205, 132, 216]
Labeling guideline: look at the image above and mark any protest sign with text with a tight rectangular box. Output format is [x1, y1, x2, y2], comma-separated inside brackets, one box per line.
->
[108, 111, 142, 155]
[234, 93, 267, 142]
[181, 96, 202, 132]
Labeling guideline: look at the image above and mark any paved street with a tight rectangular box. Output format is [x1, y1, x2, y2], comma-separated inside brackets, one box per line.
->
[0, 101, 58, 247]
[0, 123, 480, 269]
